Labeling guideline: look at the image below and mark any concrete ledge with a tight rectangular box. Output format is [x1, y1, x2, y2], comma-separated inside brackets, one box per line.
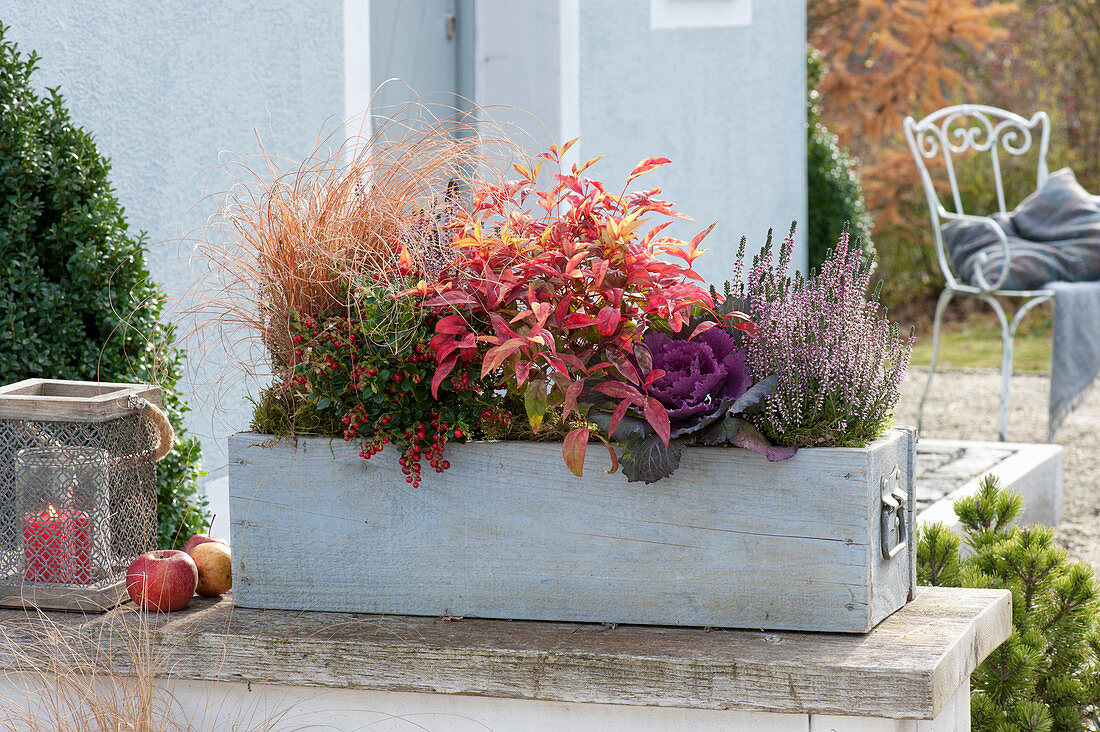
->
[0, 587, 1010, 721]
[917, 439, 1063, 532]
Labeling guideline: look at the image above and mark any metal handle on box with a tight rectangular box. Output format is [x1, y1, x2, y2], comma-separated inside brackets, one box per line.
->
[880, 465, 907, 559]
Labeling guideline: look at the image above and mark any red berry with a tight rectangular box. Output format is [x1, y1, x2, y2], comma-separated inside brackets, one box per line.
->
[453, 429, 463, 438]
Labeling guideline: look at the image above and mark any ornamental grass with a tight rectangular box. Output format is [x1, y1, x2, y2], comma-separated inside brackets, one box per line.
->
[196, 109, 511, 374]
[0, 606, 296, 731]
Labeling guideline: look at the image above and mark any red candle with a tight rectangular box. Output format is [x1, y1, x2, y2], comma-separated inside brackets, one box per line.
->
[23, 505, 94, 584]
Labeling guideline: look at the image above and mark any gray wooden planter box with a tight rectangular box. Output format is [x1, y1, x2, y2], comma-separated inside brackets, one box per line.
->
[228, 427, 916, 633]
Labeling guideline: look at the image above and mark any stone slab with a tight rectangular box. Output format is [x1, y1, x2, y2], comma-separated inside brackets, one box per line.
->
[913, 441, 1016, 512]
[916, 439, 1063, 531]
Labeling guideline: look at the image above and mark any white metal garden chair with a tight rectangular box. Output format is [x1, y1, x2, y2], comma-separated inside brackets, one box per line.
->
[903, 104, 1054, 441]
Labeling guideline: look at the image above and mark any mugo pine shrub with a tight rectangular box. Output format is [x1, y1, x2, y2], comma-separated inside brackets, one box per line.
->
[919, 476, 1100, 731]
[0, 26, 208, 547]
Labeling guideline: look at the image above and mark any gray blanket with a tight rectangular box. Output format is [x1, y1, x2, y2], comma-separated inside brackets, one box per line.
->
[942, 168, 1100, 439]
[1049, 281, 1100, 440]
[945, 168, 1100, 291]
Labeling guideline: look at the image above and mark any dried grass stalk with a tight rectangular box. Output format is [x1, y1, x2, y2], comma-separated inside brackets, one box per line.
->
[192, 103, 516, 377]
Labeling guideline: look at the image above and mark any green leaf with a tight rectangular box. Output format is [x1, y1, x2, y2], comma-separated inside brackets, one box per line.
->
[524, 379, 548, 433]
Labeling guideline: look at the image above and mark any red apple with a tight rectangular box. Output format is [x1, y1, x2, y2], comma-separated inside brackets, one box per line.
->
[182, 533, 227, 555]
[190, 541, 232, 597]
[126, 550, 198, 612]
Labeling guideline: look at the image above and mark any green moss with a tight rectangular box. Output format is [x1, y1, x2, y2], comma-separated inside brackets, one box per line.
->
[249, 381, 343, 438]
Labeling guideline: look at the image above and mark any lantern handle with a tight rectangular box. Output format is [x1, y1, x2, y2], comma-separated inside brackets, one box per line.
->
[127, 396, 175, 462]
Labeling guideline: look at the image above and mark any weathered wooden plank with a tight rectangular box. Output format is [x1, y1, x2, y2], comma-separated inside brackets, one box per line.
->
[229, 429, 916, 631]
[0, 577, 128, 612]
[870, 427, 917, 627]
[810, 683, 969, 731]
[227, 431, 915, 629]
[0, 379, 160, 422]
[0, 586, 1010, 720]
[71, 678, 816, 732]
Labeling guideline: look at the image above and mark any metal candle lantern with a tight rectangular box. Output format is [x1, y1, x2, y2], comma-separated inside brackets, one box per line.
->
[0, 380, 166, 611]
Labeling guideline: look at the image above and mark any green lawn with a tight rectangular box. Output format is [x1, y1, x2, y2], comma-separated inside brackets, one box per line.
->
[910, 323, 1052, 373]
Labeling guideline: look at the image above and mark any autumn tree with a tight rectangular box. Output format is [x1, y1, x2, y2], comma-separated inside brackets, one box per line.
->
[809, 0, 1015, 314]
[979, 1, 1100, 194]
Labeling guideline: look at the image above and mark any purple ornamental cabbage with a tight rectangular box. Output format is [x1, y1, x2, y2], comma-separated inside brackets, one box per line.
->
[643, 327, 752, 434]
[592, 325, 796, 484]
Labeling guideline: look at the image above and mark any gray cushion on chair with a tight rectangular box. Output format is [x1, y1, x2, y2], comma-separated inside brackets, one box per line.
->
[944, 168, 1100, 290]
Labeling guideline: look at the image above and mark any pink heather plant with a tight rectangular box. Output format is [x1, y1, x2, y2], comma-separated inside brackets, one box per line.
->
[734, 224, 914, 448]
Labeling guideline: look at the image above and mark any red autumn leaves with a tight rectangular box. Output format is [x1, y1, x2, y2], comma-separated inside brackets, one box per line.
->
[406, 142, 721, 476]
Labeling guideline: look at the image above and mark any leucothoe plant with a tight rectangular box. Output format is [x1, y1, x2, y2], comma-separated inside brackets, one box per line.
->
[411, 141, 731, 476]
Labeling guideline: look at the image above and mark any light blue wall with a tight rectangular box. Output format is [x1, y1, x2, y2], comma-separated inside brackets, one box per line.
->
[471, 1, 809, 284]
[576, 1, 807, 283]
[1, 1, 344, 481]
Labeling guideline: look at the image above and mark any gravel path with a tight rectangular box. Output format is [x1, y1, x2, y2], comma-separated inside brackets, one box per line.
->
[896, 368, 1100, 570]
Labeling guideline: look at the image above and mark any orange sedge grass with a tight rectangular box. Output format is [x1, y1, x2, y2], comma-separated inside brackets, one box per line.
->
[189, 101, 519, 386]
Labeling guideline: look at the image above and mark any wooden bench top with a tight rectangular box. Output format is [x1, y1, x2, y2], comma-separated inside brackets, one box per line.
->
[0, 586, 1010, 720]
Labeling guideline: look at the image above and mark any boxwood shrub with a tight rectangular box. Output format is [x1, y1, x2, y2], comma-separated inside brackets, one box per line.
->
[807, 47, 874, 272]
[0, 25, 208, 548]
